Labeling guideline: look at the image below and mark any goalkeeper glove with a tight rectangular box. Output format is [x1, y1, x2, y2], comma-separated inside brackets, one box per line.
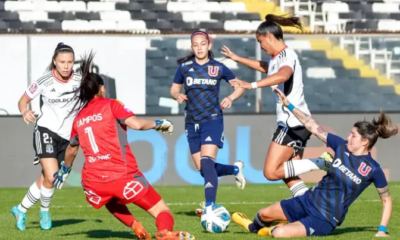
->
[154, 119, 173, 134]
[53, 161, 72, 189]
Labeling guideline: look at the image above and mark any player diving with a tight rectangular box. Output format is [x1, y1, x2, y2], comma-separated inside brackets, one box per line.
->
[233, 88, 396, 238]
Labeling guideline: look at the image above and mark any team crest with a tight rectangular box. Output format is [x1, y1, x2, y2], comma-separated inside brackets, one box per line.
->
[358, 162, 372, 176]
[29, 83, 38, 94]
[46, 144, 54, 153]
[208, 66, 219, 77]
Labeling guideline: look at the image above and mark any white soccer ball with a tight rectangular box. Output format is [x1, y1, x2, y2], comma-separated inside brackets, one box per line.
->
[200, 204, 231, 233]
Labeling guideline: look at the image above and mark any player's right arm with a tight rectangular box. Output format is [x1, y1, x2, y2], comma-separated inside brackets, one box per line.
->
[170, 65, 187, 104]
[373, 168, 391, 237]
[19, 80, 45, 124]
[221, 45, 268, 73]
[111, 100, 173, 134]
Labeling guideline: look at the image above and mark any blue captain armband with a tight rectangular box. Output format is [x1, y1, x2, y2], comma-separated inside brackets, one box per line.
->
[287, 103, 295, 112]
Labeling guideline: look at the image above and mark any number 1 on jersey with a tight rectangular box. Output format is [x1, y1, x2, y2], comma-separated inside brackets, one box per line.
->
[85, 126, 99, 153]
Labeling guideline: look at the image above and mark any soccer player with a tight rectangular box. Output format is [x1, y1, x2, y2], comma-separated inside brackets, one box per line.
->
[11, 43, 81, 231]
[232, 87, 395, 238]
[53, 52, 195, 240]
[222, 14, 312, 197]
[170, 30, 246, 215]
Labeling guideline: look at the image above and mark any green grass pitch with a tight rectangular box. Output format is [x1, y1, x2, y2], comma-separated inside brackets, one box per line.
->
[1, 183, 399, 240]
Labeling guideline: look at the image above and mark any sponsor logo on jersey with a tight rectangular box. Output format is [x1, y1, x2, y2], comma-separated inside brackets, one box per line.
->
[208, 66, 219, 77]
[77, 113, 103, 128]
[186, 77, 217, 86]
[332, 158, 362, 184]
[88, 154, 111, 163]
[29, 83, 38, 94]
[48, 97, 75, 104]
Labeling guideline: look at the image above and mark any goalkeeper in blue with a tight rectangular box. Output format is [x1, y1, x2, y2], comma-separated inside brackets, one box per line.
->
[233, 88, 396, 238]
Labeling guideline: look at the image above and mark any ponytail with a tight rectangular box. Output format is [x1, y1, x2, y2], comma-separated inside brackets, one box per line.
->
[256, 14, 303, 40]
[354, 109, 398, 150]
[64, 51, 104, 119]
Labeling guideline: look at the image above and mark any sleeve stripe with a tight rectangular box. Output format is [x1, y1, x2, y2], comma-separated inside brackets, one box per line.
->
[37, 74, 52, 85]
[24, 92, 32, 100]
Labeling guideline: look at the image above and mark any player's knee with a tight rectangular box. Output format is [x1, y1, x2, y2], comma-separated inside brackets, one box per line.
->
[43, 175, 55, 186]
[264, 169, 280, 181]
[271, 226, 287, 238]
[258, 208, 270, 221]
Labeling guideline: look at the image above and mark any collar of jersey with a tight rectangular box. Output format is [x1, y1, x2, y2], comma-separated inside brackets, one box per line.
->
[272, 46, 288, 59]
[52, 70, 74, 83]
[345, 144, 372, 158]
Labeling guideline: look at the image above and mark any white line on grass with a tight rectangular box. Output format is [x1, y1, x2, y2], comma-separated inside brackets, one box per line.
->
[50, 199, 381, 209]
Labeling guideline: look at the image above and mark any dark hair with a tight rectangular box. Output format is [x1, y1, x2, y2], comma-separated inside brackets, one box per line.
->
[65, 51, 104, 119]
[256, 14, 303, 40]
[177, 30, 214, 64]
[47, 42, 75, 72]
[354, 110, 398, 150]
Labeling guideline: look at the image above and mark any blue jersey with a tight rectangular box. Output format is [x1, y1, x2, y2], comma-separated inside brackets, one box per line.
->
[173, 58, 236, 124]
[307, 133, 387, 227]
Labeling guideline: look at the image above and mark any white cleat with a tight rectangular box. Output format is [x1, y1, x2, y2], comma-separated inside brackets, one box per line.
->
[234, 161, 246, 190]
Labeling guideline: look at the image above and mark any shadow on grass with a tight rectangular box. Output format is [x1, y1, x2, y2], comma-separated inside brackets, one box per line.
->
[30, 219, 100, 228]
[175, 211, 199, 217]
[61, 230, 134, 239]
[331, 226, 376, 236]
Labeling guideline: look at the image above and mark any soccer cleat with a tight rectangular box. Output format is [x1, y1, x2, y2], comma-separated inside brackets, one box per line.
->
[155, 229, 196, 240]
[11, 205, 26, 231]
[40, 211, 52, 230]
[319, 152, 334, 171]
[194, 201, 205, 217]
[132, 221, 151, 239]
[232, 212, 253, 233]
[257, 222, 286, 236]
[234, 161, 246, 190]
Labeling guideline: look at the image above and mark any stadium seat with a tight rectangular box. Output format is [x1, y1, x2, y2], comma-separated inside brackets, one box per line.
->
[61, 20, 91, 31]
[18, 11, 48, 22]
[100, 11, 131, 21]
[32, 1, 62, 12]
[5, 1, 34, 11]
[115, 20, 146, 30]
[87, 2, 116, 12]
[0, 20, 7, 30]
[59, 1, 86, 12]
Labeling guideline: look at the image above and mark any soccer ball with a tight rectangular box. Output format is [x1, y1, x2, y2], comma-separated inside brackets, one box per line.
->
[200, 204, 231, 233]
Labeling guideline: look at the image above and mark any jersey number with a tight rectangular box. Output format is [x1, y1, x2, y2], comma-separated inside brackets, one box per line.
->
[84, 127, 99, 154]
[43, 133, 53, 144]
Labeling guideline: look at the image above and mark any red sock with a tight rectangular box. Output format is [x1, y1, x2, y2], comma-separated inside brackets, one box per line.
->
[106, 200, 137, 227]
[156, 211, 174, 232]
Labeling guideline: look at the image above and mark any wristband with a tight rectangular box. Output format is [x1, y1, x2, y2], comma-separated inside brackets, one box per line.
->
[378, 225, 387, 233]
[251, 82, 258, 89]
[287, 103, 295, 112]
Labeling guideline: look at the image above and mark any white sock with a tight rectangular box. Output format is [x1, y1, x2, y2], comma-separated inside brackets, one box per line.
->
[284, 158, 325, 179]
[18, 182, 41, 213]
[40, 184, 55, 212]
[290, 181, 308, 197]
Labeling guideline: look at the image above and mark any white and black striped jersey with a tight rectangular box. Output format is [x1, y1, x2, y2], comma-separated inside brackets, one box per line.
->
[24, 70, 82, 140]
[267, 47, 311, 128]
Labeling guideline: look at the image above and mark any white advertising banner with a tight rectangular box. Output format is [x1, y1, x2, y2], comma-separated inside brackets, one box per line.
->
[29, 35, 146, 115]
[0, 36, 28, 115]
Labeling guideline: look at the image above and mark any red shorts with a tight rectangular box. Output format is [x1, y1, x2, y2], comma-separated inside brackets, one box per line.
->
[82, 174, 161, 210]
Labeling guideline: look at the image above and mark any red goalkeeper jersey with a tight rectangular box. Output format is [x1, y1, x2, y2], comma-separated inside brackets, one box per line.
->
[70, 97, 140, 182]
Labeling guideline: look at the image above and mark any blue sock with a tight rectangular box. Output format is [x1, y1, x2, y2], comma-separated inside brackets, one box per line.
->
[200, 156, 218, 207]
[215, 163, 237, 176]
[249, 212, 272, 233]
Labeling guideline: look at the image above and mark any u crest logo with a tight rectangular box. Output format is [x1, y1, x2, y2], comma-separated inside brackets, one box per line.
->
[358, 162, 372, 177]
[208, 66, 219, 77]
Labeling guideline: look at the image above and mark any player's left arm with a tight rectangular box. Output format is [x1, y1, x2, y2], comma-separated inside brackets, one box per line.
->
[373, 168, 391, 237]
[53, 126, 80, 189]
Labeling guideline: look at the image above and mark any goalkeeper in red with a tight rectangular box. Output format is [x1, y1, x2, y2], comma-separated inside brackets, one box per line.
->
[53, 52, 195, 240]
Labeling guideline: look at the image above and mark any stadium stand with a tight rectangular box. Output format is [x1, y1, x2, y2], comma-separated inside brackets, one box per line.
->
[0, 0, 399, 113]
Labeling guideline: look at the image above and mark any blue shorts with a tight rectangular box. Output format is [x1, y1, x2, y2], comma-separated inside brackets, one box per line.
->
[280, 194, 334, 237]
[185, 119, 224, 154]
